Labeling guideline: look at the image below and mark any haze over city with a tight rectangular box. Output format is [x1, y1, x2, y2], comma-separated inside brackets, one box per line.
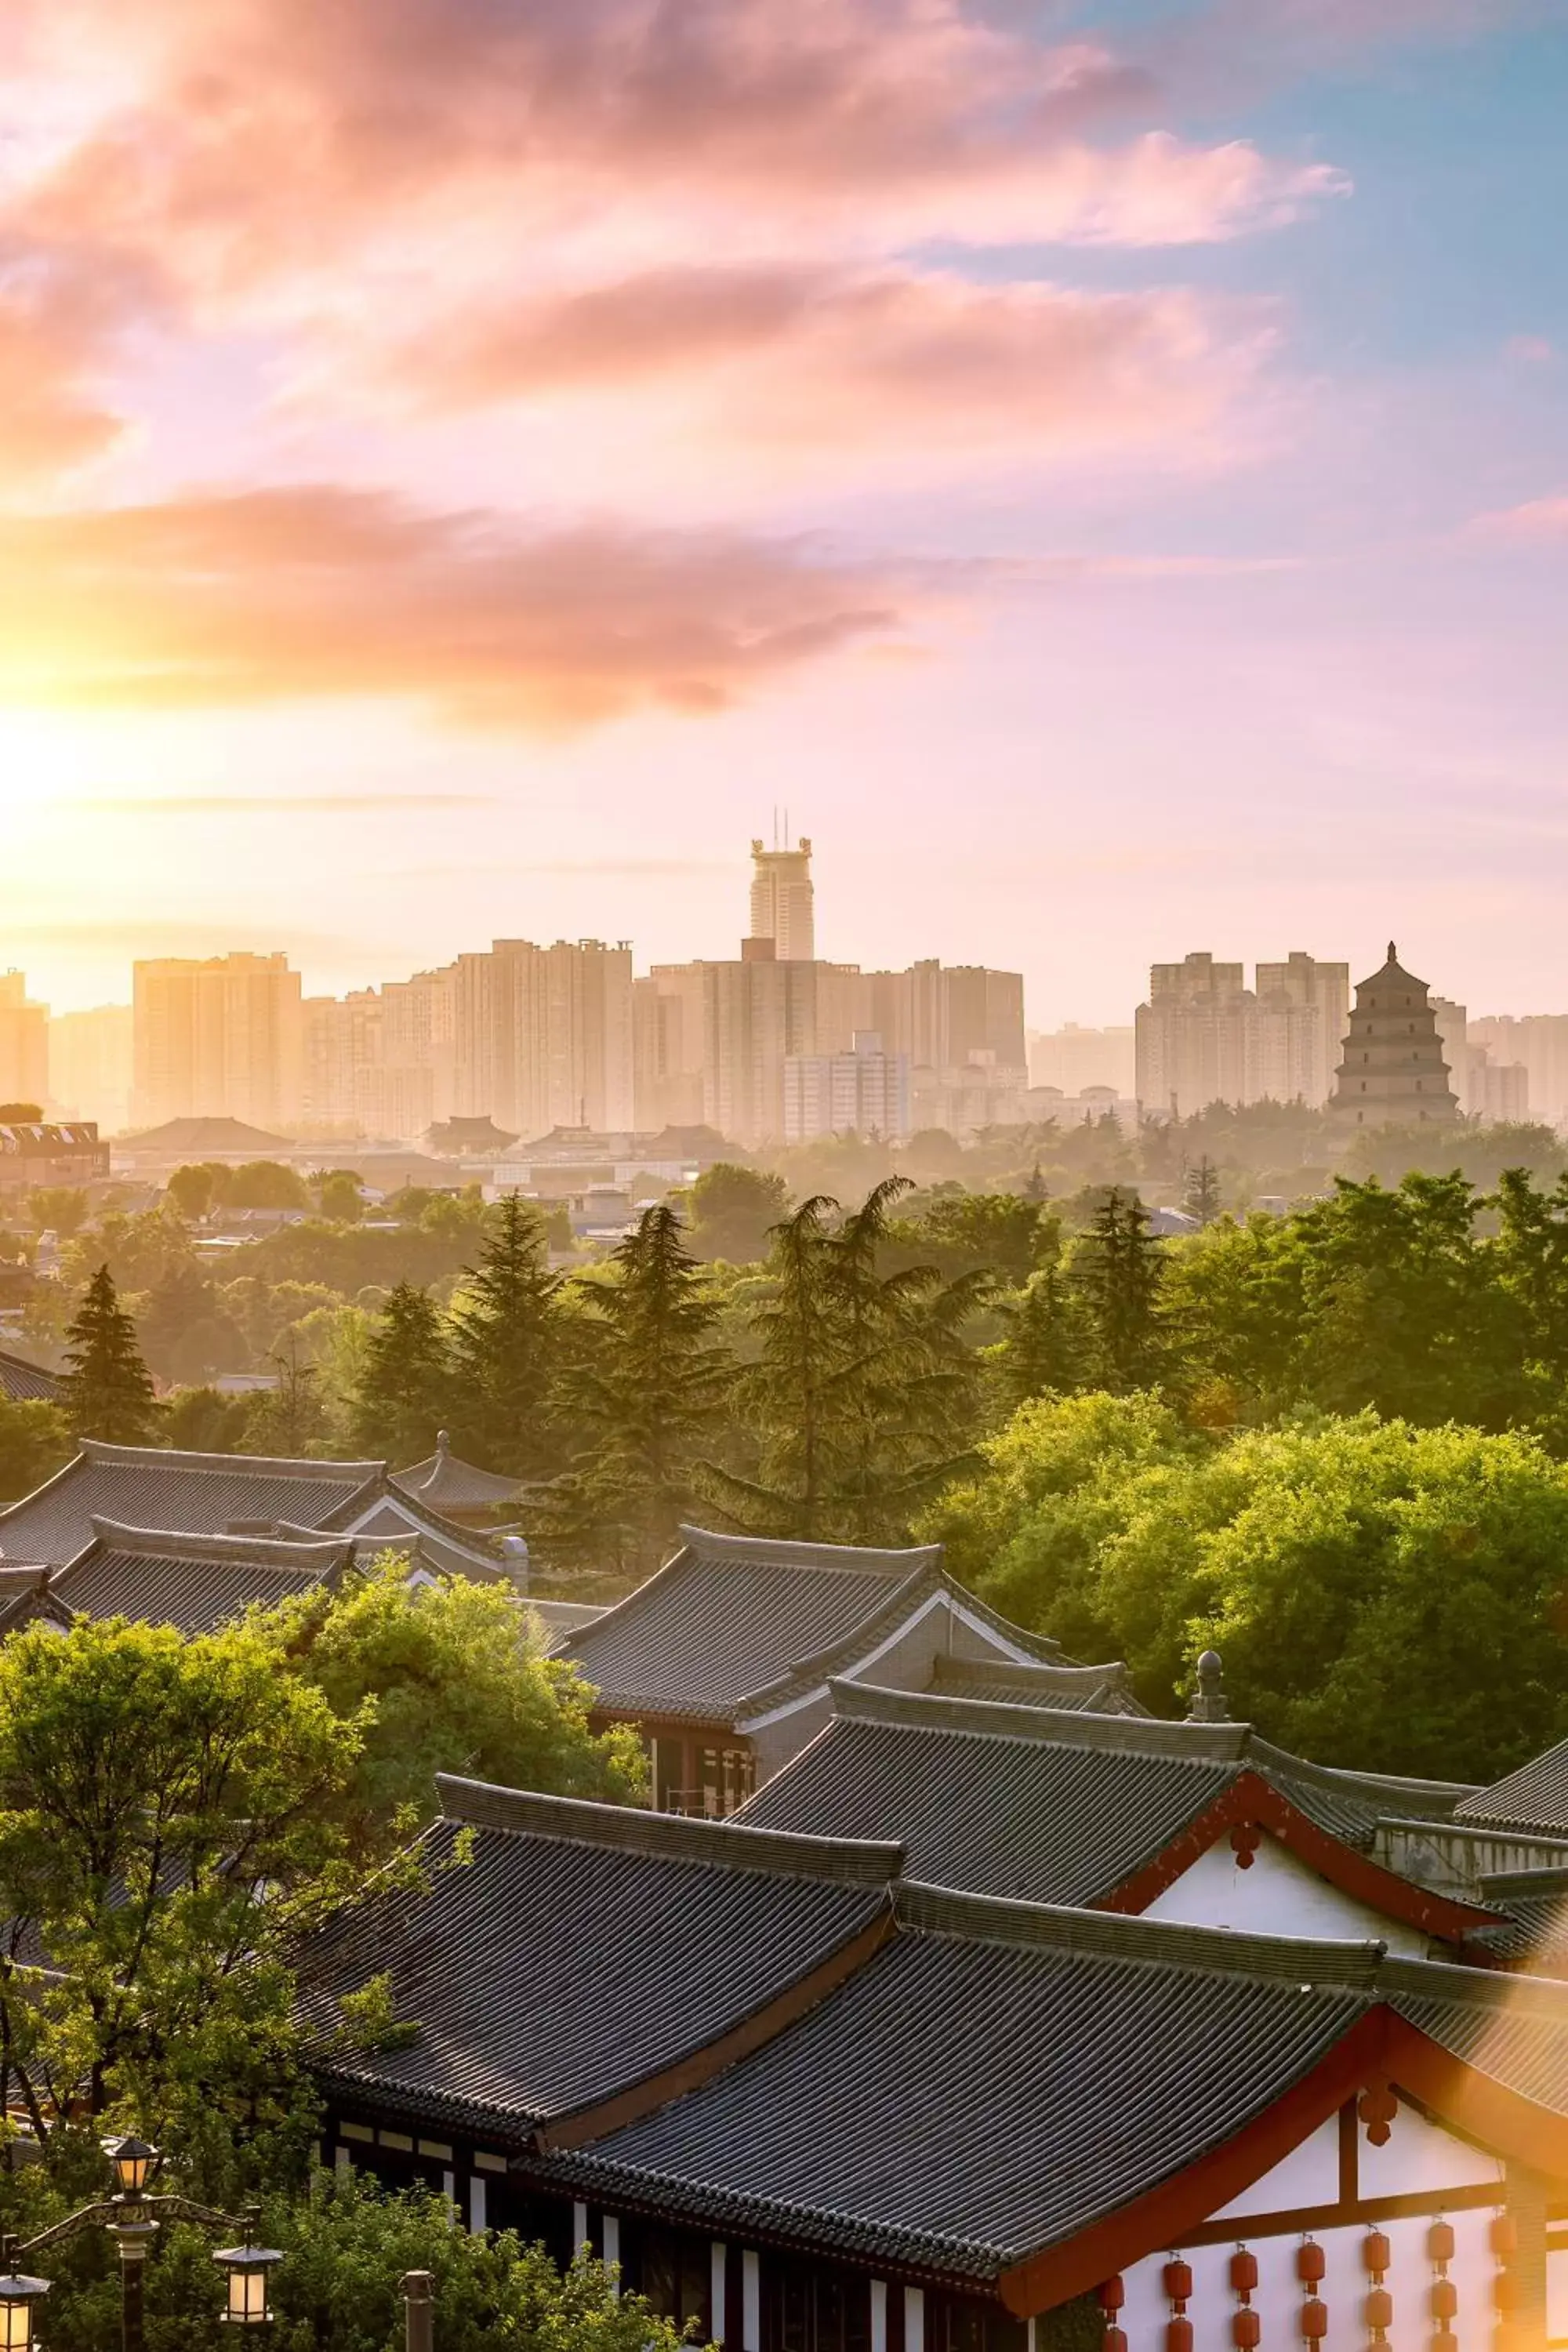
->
[2, 0, 1566, 1019]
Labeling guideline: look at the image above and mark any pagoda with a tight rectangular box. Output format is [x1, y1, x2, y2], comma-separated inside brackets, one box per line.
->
[1328, 940, 1458, 1125]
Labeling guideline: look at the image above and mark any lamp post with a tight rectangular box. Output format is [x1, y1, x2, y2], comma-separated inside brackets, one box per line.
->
[0, 2243, 49, 2352]
[7, 2138, 279, 2352]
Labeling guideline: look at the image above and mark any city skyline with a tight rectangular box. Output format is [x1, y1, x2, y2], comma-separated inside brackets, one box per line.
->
[2, 5, 1566, 1021]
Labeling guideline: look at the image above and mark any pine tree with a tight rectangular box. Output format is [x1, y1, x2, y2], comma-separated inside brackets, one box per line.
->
[1074, 1188, 1164, 1392]
[535, 1206, 730, 1574]
[60, 1264, 160, 1443]
[349, 1282, 451, 1463]
[993, 1265, 1085, 1409]
[446, 1195, 562, 1476]
[1184, 1156, 1223, 1226]
[705, 1181, 986, 1544]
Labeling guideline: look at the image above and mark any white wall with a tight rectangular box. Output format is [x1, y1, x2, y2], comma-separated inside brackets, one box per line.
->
[1142, 1828, 1432, 1957]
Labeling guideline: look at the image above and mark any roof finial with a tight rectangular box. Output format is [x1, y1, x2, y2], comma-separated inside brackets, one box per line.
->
[1387, 939, 1397, 964]
[1187, 1648, 1229, 1724]
[436, 1428, 450, 1458]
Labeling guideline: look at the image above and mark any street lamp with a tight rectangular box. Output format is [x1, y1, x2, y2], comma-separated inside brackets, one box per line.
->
[0, 2245, 48, 2352]
[213, 2216, 283, 2328]
[106, 2135, 160, 2200]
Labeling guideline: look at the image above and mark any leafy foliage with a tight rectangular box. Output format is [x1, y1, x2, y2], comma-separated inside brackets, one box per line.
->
[0, 1395, 74, 1501]
[349, 1282, 450, 1462]
[446, 1196, 564, 1477]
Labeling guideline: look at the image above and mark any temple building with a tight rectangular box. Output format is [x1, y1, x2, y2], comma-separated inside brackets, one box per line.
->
[1329, 941, 1460, 1125]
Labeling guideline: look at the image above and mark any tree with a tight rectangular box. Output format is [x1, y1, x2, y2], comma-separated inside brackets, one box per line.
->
[538, 1207, 729, 1573]
[24, 1185, 90, 1237]
[348, 1283, 450, 1463]
[60, 1264, 160, 1442]
[0, 1396, 74, 1502]
[140, 1261, 250, 1388]
[165, 1163, 220, 1223]
[682, 1162, 790, 1263]
[446, 1196, 562, 1477]
[279, 1558, 644, 1856]
[161, 1386, 257, 1456]
[1183, 1156, 1222, 1225]
[245, 1338, 328, 1456]
[891, 1189, 1058, 1285]
[706, 1182, 985, 1544]
[989, 1265, 1085, 1410]
[310, 1169, 364, 1224]
[0, 1102, 43, 1121]
[1072, 1189, 1164, 1390]
[225, 1162, 310, 1210]
[0, 1613, 365, 2164]
[929, 1395, 1568, 1782]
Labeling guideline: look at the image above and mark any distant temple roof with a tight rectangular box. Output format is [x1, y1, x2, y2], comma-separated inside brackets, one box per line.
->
[393, 1431, 523, 1515]
[1455, 1735, 1568, 1838]
[117, 1116, 295, 1155]
[423, 1116, 518, 1156]
[0, 1347, 61, 1405]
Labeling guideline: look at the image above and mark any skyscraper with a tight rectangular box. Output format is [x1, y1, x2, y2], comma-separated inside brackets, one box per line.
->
[131, 953, 303, 1132]
[452, 939, 633, 1138]
[749, 835, 815, 963]
[0, 971, 48, 1109]
[1329, 942, 1459, 1125]
[1136, 951, 1350, 1115]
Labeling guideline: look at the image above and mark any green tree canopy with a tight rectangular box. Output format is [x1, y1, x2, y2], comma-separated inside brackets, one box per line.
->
[682, 1162, 790, 1263]
[539, 1206, 730, 1574]
[60, 1263, 160, 1442]
[928, 1396, 1568, 1780]
[279, 1558, 644, 1855]
[1071, 1189, 1164, 1391]
[349, 1282, 450, 1464]
[0, 1395, 74, 1502]
[445, 1195, 563, 1477]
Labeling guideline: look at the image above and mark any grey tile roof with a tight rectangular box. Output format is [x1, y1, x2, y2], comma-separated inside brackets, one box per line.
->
[53, 1519, 350, 1635]
[0, 1443, 383, 1567]
[535, 1886, 1568, 2284]
[737, 1682, 1236, 1906]
[304, 1777, 901, 2138]
[927, 1652, 1146, 1716]
[735, 1682, 1481, 1912]
[1454, 1736, 1568, 1837]
[1467, 1866, 1568, 1968]
[334, 1500, 510, 1584]
[0, 1348, 60, 1404]
[393, 1438, 522, 1513]
[564, 1526, 937, 1722]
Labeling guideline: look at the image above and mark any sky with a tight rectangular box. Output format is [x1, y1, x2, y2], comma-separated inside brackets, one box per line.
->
[1, 0, 1565, 1021]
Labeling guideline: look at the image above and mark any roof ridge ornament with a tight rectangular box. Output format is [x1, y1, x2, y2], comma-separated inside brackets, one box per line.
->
[1187, 1649, 1229, 1724]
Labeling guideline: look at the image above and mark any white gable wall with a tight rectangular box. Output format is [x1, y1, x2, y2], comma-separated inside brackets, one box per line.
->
[1141, 1827, 1434, 1958]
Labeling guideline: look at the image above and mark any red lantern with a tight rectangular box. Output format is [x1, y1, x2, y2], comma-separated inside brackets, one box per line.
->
[1490, 2213, 1518, 2261]
[1494, 2269, 1519, 2314]
[1431, 2278, 1458, 2322]
[1229, 2250, 1258, 2296]
[1231, 2312, 1260, 2350]
[1163, 2261, 1193, 2303]
[1098, 2277, 1125, 2315]
[1362, 2232, 1392, 2274]
[1103, 2333, 1127, 2352]
[1432, 2336, 1458, 2352]
[1296, 2241, 1325, 2285]
[1165, 2322, 1193, 2352]
[1427, 2220, 1456, 2265]
[1301, 2298, 1328, 2341]
[1365, 2286, 1393, 2331]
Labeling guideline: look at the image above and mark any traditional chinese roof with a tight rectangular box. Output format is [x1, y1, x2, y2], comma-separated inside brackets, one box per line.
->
[52, 1519, 353, 1635]
[0, 1348, 60, 1404]
[1454, 1736, 1568, 1838]
[925, 1651, 1146, 1716]
[564, 1525, 1058, 1726]
[304, 1777, 901, 2140]
[532, 1886, 1568, 2300]
[0, 1442, 516, 1588]
[735, 1682, 1489, 1940]
[0, 1564, 71, 1635]
[393, 1432, 523, 1515]
[0, 1442, 383, 1567]
[1468, 1865, 1568, 1970]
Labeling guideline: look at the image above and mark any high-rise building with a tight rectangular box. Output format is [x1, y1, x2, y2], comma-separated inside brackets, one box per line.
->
[452, 939, 633, 1139]
[1470, 1014, 1565, 1123]
[47, 1004, 133, 1133]
[943, 966, 1027, 1079]
[633, 967, 706, 1131]
[1136, 952, 1350, 1115]
[701, 943, 823, 1147]
[1328, 942, 1459, 1126]
[131, 953, 303, 1132]
[0, 971, 49, 1109]
[749, 836, 815, 963]
[783, 1032, 911, 1144]
[1028, 1025, 1137, 1098]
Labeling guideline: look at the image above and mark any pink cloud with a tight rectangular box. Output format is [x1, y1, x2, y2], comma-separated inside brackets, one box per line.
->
[0, 238, 152, 488]
[377, 263, 1275, 467]
[0, 483, 909, 728]
[1474, 496, 1568, 542]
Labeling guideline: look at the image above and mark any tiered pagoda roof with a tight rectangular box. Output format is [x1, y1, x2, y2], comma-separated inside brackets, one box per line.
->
[1329, 938, 1459, 1124]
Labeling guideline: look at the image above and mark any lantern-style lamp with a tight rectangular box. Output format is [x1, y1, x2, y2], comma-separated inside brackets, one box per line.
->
[213, 2234, 282, 2327]
[104, 2134, 160, 2198]
[0, 2263, 49, 2352]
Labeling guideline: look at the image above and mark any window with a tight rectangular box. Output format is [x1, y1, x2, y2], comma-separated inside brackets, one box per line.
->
[927, 2295, 1027, 2352]
[764, 2257, 870, 2352]
[624, 2223, 712, 2335]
